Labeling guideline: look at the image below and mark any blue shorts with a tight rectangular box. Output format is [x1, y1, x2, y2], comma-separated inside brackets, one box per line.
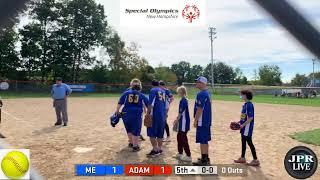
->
[196, 126, 211, 144]
[147, 116, 165, 138]
[122, 113, 142, 136]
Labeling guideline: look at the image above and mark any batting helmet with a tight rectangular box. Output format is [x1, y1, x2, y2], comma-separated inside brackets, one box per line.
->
[110, 112, 125, 127]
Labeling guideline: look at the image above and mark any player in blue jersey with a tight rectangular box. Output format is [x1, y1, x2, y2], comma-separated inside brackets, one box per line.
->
[115, 78, 149, 152]
[173, 86, 191, 162]
[193, 76, 212, 165]
[159, 80, 174, 142]
[125, 86, 146, 141]
[234, 89, 260, 166]
[146, 80, 166, 157]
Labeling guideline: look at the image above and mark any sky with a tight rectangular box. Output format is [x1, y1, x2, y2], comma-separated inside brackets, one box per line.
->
[92, 0, 320, 82]
[17, 0, 320, 82]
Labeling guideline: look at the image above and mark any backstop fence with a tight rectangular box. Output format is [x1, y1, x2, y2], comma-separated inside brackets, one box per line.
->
[0, 80, 320, 97]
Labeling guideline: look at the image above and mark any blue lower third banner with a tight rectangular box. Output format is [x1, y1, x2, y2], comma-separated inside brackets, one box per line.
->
[69, 84, 94, 92]
[75, 164, 124, 176]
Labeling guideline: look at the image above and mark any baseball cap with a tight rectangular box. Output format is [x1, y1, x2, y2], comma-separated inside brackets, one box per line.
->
[56, 77, 62, 81]
[195, 76, 208, 84]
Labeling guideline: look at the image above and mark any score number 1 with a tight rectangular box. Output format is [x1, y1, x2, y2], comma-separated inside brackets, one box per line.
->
[154, 165, 172, 175]
[106, 165, 124, 175]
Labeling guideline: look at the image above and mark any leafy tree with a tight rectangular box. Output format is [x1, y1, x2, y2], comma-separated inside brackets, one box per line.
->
[84, 61, 109, 83]
[258, 64, 282, 85]
[27, 0, 60, 80]
[171, 61, 191, 85]
[155, 66, 178, 84]
[240, 76, 248, 85]
[187, 65, 203, 82]
[308, 72, 320, 79]
[139, 65, 155, 83]
[0, 28, 20, 79]
[61, 0, 108, 82]
[291, 74, 308, 86]
[204, 62, 236, 84]
[19, 23, 43, 79]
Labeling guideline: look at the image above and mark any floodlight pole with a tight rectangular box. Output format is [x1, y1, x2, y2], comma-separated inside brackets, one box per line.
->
[209, 27, 217, 90]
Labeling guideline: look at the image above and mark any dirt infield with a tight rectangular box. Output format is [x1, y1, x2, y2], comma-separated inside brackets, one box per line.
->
[0, 97, 319, 180]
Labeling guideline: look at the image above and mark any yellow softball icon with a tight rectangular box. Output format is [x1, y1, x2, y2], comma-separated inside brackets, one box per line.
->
[1, 151, 29, 179]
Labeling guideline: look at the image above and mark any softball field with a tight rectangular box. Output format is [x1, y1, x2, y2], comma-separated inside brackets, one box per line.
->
[0, 97, 319, 180]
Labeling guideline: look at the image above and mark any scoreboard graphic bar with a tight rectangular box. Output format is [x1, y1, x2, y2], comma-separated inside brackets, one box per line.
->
[75, 164, 246, 176]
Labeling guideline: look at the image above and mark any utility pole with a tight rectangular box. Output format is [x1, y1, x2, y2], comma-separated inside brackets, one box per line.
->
[209, 27, 217, 90]
[312, 59, 316, 87]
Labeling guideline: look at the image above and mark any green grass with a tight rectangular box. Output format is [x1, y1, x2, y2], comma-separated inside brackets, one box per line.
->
[1, 91, 320, 107]
[290, 129, 320, 146]
[211, 95, 320, 107]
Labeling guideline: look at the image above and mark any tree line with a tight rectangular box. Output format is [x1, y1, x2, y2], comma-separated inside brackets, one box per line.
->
[0, 0, 313, 87]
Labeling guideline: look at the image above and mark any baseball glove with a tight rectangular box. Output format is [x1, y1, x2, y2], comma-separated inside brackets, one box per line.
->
[144, 114, 152, 127]
[230, 121, 240, 130]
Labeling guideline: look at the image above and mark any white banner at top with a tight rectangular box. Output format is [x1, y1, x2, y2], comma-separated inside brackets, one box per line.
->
[120, 0, 207, 27]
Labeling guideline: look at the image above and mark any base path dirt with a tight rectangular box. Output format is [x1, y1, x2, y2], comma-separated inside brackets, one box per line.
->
[0, 97, 319, 180]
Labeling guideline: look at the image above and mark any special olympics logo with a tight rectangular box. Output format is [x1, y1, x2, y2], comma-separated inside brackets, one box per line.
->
[182, 5, 200, 23]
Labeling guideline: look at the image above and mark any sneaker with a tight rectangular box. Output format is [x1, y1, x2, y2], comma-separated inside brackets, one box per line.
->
[146, 150, 157, 158]
[139, 135, 145, 141]
[180, 155, 192, 162]
[165, 136, 171, 142]
[128, 143, 133, 148]
[247, 159, 260, 166]
[155, 149, 163, 156]
[132, 146, 141, 152]
[63, 123, 67, 126]
[193, 158, 211, 166]
[173, 153, 183, 159]
[234, 157, 246, 164]
[0, 133, 6, 138]
[54, 122, 62, 126]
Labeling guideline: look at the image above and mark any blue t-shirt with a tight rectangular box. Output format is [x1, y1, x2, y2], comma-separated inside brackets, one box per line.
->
[240, 101, 255, 137]
[194, 89, 212, 127]
[118, 89, 149, 114]
[164, 89, 173, 109]
[149, 87, 166, 118]
[178, 97, 190, 132]
[51, 83, 72, 100]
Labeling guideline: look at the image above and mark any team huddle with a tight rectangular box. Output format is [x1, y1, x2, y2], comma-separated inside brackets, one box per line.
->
[113, 76, 260, 166]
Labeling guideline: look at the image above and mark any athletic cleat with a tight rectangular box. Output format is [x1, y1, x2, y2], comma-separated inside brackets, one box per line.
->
[234, 157, 246, 164]
[128, 143, 133, 148]
[54, 122, 62, 126]
[146, 150, 157, 158]
[173, 153, 183, 159]
[132, 146, 141, 152]
[139, 135, 145, 141]
[180, 155, 192, 162]
[247, 159, 260, 166]
[157, 149, 163, 155]
[192, 158, 211, 166]
[63, 123, 67, 126]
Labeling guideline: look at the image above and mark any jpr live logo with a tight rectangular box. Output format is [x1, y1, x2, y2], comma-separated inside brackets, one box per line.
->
[284, 146, 318, 179]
